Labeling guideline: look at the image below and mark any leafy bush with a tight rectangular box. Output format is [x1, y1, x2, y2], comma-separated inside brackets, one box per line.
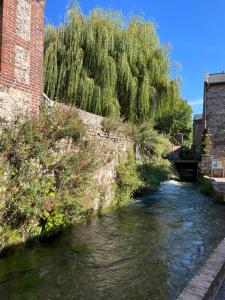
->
[199, 177, 225, 203]
[115, 150, 143, 206]
[138, 159, 172, 193]
[0, 107, 99, 250]
[101, 117, 123, 135]
[101, 116, 137, 139]
[199, 177, 213, 196]
[154, 99, 192, 143]
[136, 122, 171, 161]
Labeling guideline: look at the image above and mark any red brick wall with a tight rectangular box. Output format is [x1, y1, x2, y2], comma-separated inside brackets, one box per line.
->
[0, 0, 45, 119]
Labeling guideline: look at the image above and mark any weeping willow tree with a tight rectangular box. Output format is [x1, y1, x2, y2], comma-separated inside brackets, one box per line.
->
[44, 4, 185, 123]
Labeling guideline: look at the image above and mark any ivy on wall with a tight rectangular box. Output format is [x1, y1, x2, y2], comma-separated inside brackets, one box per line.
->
[201, 128, 212, 155]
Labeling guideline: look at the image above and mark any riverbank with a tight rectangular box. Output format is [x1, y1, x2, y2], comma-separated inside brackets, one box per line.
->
[0, 158, 172, 256]
[1, 181, 225, 299]
[0, 106, 173, 254]
[199, 176, 225, 203]
[176, 177, 225, 299]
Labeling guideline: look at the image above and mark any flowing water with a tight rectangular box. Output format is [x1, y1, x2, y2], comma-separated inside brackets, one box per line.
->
[1, 181, 225, 300]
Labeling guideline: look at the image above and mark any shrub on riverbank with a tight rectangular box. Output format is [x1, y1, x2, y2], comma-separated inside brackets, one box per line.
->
[114, 121, 173, 204]
[0, 108, 99, 251]
[138, 159, 172, 193]
[199, 178, 213, 196]
[115, 150, 143, 206]
[0, 107, 174, 252]
[135, 122, 171, 160]
[199, 177, 225, 203]
[134, 122, 173, 193]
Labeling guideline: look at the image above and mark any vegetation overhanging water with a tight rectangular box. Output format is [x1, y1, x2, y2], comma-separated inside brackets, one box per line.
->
[1, 180, 225, 300]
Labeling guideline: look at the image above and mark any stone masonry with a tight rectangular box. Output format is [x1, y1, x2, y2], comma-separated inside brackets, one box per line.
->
[193, 114, 204, 156]
[195, 73, 225, 176]
[205, 82, 225, 160]
[0, 0, 132, 213]
[76, 108, 133, 210]
[0, 0, 45, 121]
[45, 99, 134, 211]
[200, 154, 213, 176]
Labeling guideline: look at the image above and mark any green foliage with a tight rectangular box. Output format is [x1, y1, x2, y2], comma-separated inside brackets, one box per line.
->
[12, 274, 42, 296]
[138, 160, 172, 193]
[0, 108, 99, 250]
[103, 119, 173, 203]
[101, 116, 123, 135]
[155, 99, 192, 143]
[199, 178, 213, 196]
[115, 150, 143, 206]
[201, 128, 212, 154]
[44, 4, 184, 124]
[136, 122, 171, 160]
[101, 116, 136, 139]
[199, 177, 225, 203]
[134, 122, 173, 194]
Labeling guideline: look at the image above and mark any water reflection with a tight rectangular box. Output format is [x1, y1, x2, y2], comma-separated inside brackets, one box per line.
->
[1, 181, 225, 299]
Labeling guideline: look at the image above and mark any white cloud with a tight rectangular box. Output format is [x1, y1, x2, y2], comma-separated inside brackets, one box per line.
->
[189, 99, 203, 106]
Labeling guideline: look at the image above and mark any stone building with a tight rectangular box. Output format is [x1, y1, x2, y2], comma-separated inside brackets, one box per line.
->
[204, 73, 225, 158]
[193, 114, 204, 156]
[194, 73, 225, 176]
[0, 0, 45, 122]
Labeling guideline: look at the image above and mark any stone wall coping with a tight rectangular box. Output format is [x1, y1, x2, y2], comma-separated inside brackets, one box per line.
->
[211, 178, 225, 183]
[177, 238, 225, 300]
[43, 95, 132, 143]
[205, 176, 225, 185]
[201, 155, 214, 159]
[86, 132, 132, 142]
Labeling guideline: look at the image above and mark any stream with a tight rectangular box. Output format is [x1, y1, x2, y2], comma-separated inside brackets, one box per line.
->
[1, 180, 225, 300]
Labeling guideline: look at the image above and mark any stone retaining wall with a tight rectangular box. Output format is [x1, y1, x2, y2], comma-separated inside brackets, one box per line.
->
[200, 155, 213, 176]
[178, 238, 225, 300]
[205, 84, 225, 160]
[76, 109, 134, 211]
[205, 176, 225, 203]
[47, 100, 134, 211]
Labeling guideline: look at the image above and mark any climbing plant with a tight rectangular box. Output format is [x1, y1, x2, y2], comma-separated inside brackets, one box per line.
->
[44, 4, 183, 123]
[115, 149, 143, 205]
[201, 128, 212, 154]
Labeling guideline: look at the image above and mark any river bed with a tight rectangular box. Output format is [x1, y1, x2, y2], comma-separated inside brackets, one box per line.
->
[1, 181, 225, 300]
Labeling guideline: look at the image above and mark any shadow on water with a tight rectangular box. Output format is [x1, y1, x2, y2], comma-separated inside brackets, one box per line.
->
[1, 180, 225, 299]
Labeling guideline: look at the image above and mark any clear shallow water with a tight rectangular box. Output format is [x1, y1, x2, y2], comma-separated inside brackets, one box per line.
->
[1, 181, 225, 300]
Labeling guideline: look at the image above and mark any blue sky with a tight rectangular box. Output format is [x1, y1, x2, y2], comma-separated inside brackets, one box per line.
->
[45, 0, 225, 116]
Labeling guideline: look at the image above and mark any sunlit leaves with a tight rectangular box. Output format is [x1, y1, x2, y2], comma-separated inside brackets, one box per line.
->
[44, 5, 182, 122]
